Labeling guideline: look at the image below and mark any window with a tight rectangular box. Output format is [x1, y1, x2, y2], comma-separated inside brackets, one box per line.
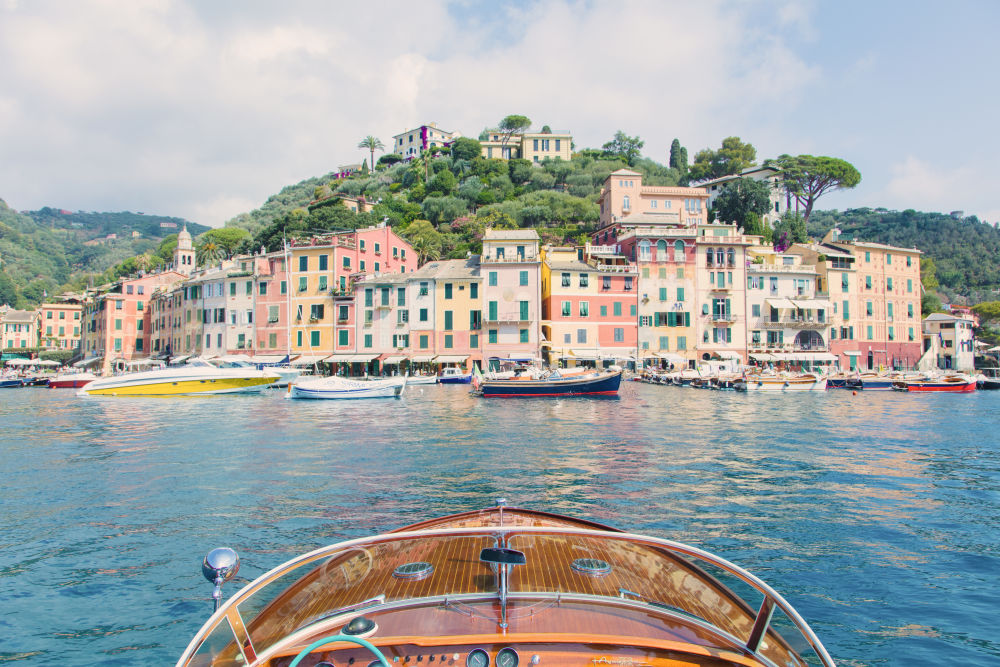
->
[561, 272, 571, 287]
[343, 256, 350, 269]
[419, 308, 428, 322]
[310, 304, 324, 320]
[488, 329, 498, 344]
[299, 256, 308, 271]
[614, 328, 624, 343]
[886, 253, 891, 265]
[624, 277, 633, 291]
[602, 276, 611, 290]
[865, 251, 871, 262]
[613, 302, 622, 316]
[280, 281, 287, 295]
[365, 288, 373, 307]
[907, 279, 913, 293]
[520, 271, 528, 286]
[577, 329, 587, 344]
[623, 195, 630, 210]
[842, 274, 849, 292]
[867, 325, 873, 340]
[752, 304, 760, 318]
[374, 242, 381, 254]
[381, 288, 390, 306]
[843, 301, 850, 320]
[677, 336, 687, 350]
[116, 300, 123, 310]
[298, 277, 307, 292]
[519, 300, 529, 320]
[360, 260, 366, 271]
[579, 301, 589, 317]
[866, 301, 873, 316]
[338, 329, 348, 346]
[310, 331, 320, 347]
[444, 334, 453, 349]
[318, 276, 328, 291]
[865, 275, 872, 290]
[445, 283, 453, 299]
[600, 305, 608, 317]
[561, 301, 571, 317]
[488, 301, 498, 321]
[397, 288, 406, 306]
[115, 318, 122, 330]
[470, 334, 479, 348]
[470, 311, 482, 330]
[489, 271, 498, 287]
[908, 327, 915, 341]
[659, 287, 667, 301]
[887, 277, 894, 291]
[907, 255, 912, 267]
[419, 334, 429, 349]
[444, 311, 453, 331]
[908, 303, 914, 318]
[296, 331, 303, 346]
[364, 334, 372, 348]
[259, 282, 268, 296]
[470, 283, 478, 298]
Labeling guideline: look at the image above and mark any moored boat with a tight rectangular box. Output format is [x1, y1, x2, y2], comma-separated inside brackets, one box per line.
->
[48, 371, 99, 389]
[437, 367, 472, 384]
[405, 373, 438, 385]
[289, 375, 406, 399]
[78, 360, 279, 396]
[743, 372, 827, 392]
[893, 373, 977, 393]
[177, 504, 835, 667]
[474, 368, 622, 397]
[0, 376, 23, 388]
[976, 368, 1000, 390]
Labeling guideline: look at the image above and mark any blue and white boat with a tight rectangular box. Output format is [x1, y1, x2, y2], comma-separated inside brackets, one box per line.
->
[474, 368, 622, 398]
[437, 367, 472, 384]
[289, 375, 406, 399]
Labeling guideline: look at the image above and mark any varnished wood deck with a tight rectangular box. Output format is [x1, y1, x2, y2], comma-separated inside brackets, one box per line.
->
[212, 509, 804, 667]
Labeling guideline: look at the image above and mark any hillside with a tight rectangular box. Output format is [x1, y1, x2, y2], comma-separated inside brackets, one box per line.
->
[0, 199, 203, 308]
[808, 208, 1000, 302]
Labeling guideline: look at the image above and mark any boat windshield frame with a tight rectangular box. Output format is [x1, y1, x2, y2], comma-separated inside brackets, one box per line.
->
[175, 525, 835, 667]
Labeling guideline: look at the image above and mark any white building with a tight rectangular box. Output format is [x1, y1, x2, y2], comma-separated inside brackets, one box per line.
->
[699, 166, 789, 228]
[391, 123, 459, 160]
[922, 312, 976, 371]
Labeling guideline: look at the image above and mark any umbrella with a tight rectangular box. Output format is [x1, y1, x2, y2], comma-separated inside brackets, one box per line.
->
[35, 359, 60, 366]
[4, 358, 30, 366]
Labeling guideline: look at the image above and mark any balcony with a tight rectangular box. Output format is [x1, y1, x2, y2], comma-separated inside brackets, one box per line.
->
[375, 303, 392, 310]
[488, 310, 534, 323]
[710, 314, 737, 323]
[709, 283, 732, 291]
[481, 254, 534, 264]
[755, 318, 827, 329]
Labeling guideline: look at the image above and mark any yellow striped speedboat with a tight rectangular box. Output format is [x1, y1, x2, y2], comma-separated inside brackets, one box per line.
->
[78, 361, 279, 396]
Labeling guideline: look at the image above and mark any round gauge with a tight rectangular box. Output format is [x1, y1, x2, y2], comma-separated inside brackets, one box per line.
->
[466, 649, 490, 667]
[496, 648, 519, 667]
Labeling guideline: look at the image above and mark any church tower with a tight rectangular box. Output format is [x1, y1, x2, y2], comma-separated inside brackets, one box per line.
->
[174, 225, 195, 275]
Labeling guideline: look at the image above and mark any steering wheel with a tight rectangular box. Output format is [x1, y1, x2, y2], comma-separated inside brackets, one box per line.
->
[288, 633, 391, 667]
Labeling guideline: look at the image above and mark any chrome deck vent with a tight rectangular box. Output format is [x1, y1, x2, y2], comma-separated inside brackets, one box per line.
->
[571, 557, 611, 576]
[393, 561, 434, 580]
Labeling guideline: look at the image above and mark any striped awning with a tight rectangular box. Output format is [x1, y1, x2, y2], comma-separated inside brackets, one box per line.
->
[765, 298, 797, 310]
[291, 355, 326, 366]
[434, 355, 468, 363]
[411, 355, 435, 363]
[381, 356, 407, 364]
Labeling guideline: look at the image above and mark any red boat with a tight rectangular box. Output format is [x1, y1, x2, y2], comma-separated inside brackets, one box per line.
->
[892, 374, 977, 393]
[48, 372, 98, 389]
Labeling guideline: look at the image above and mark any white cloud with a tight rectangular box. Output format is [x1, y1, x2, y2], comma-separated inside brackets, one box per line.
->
[1, 0, 991, 229]
[883, 157, 995, 223]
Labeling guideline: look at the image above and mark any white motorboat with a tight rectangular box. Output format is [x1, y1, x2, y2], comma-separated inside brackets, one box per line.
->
[78, 359, 279, 396]
[205, 356, 301, 387]
[288, 375, 407, 399]
[743, 372, 828, 391]
[405, 373, 438, 385]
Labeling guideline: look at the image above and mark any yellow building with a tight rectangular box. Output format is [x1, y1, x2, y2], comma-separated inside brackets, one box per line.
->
[480, 130, 573, 163]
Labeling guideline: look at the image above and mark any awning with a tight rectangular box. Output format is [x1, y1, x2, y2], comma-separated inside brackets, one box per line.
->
[844, 351, 861, 356]
[381, 355, 406, 365]
[35, 359, 61, 366]
[434, 355, 469, 364]
[750, 353, 775, 361]
[504, 354, 536, 362]
[810, 353, 838, 361]
[411, 355, 435, 363]
[713, 351, 742, 360]
[251, 355, 290, 364]
[291, 355, 326, 366]
[323, 354, 379, 363]
[73, 356, 103, 368]
[792, 299, 831, 311]
[169, 354, 192, 364]
[4, 358, 31, 366]
[600, 350, 635, 361]
[653, 352, 687, 364]
[570, 349, 601, 361]
[765, 298, 797, 310]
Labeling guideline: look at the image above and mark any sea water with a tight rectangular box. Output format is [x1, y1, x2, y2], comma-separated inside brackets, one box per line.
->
[0, 383, 997, 665]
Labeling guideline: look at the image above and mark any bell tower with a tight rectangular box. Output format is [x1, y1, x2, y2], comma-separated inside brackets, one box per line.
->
[174, 225, 195, 275]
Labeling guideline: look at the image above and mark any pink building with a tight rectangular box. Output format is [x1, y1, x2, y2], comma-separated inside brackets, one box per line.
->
[595, 169, 709, 240]
[480, 229, 542, 367]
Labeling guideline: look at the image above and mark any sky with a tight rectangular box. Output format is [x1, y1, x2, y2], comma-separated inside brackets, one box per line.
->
[1, 0, 998, 227]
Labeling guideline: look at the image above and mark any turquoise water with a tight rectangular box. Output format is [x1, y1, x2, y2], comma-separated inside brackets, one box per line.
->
[1, 383, 998, 666]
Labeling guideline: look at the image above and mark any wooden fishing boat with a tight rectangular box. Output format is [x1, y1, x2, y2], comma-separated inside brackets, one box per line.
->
[177, 504, 835, 667]
[289, 375, 407, 399]
[892, 373, 977, 393]
[473, 368, 622, 397]
[743, 373, 827, 392]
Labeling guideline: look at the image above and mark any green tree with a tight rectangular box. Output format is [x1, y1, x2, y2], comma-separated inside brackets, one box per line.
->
[198, 227, 251, 259]
[771, 211, 808, 248]
[689, 137, 757, 182]
[922, 292, 944, 316]
[450, 137, 483, 161]
[402, 219, 443, 264]
[0, 270, 17, 306]
[357, 135, 385, 173]
[920, 255, 939, 290]
[198, 241, 222, 266]
[497, 114, 531, 150]
[602, 130, 644, 166]
[711, 178, 771, 231]
[972, 301, 1000, 323]
[766, 154, 861, 222]
[420, 196, 468, 225]
[426, 169, 457, 197]
[376, 153, 403, 169]
[508, 158, 533, 185]
[669, 138, 689, 183]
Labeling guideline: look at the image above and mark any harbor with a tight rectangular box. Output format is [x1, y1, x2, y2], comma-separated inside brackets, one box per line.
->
[1, 384, 998, 665]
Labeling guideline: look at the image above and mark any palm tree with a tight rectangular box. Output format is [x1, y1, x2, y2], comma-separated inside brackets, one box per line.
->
[197, 241, 221, 267]
[358, 136, 385, 173]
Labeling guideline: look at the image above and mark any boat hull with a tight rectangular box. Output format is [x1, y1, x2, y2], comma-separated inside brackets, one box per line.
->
[289, 377, 406, 399]
[477, 370, 622, 397]
[437, 374, 472, 384]
[902, 381, 977, 393]
[82, 376, 274, 395]
[0, 378, 23, 388]
[744, 376, 828, 391]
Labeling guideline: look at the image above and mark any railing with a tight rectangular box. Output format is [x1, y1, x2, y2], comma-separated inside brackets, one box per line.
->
[175, 525, 836, 667]
[481, 254, 536, 263]
[488, 310, 534, 323]
[756, 318, 827, 329]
